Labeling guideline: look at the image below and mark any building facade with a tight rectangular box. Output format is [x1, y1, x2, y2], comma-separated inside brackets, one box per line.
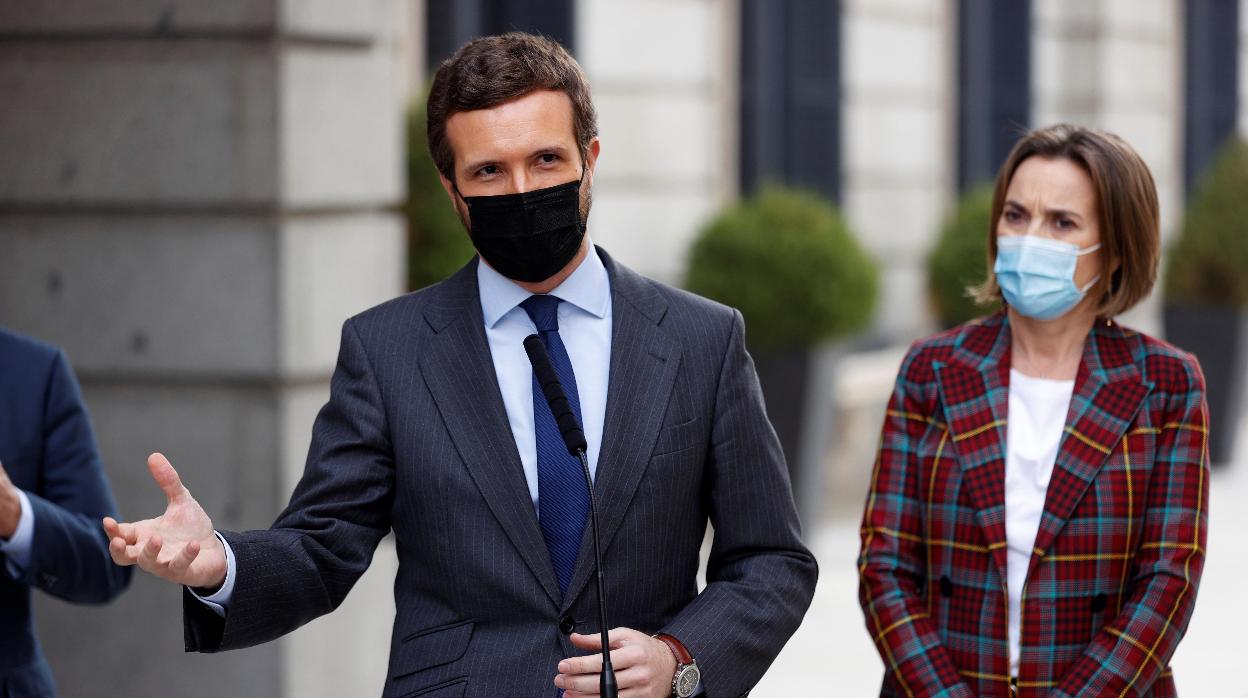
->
[0, 1, 1243, 695]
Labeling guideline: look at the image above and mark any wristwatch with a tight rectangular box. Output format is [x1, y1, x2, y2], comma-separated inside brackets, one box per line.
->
[653, 633, 700, 697]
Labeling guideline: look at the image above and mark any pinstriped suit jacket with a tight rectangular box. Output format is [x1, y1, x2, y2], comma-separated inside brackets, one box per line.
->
[858, 311, 1209, 698]
[183, 248, 817, 697]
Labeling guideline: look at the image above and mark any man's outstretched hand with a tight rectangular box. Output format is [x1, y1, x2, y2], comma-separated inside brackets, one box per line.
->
[103, 453, 227, 591]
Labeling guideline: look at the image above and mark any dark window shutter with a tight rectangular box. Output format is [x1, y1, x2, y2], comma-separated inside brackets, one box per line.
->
[426, 0, 576, 71]
[957, 0, 1031, 191]
[1184, 0, 1240, 194]
[741, 0, 842, 201]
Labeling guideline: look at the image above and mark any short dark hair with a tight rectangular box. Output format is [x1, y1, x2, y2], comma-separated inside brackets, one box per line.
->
[426, 32, 598, 183]
[971, 123, 1161, 318]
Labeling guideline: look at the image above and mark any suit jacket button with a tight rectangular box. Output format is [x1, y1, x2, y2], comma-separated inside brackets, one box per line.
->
[1090, 593, 1107, 613]
[39, 572, 57, 588]
[939, 575, 953, 598]
[559, 614, 577, 635]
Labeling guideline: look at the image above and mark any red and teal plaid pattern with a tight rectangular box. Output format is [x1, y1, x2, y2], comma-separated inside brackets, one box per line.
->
[858, 311, 1209, 697]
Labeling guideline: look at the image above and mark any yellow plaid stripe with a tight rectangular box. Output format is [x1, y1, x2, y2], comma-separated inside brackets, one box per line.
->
[864, 525, 1003, 554]
[953, 419, 1006, 442]
[1064, 426, 1111, 454]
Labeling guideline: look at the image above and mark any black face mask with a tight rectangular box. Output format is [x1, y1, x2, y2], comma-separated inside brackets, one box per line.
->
[459, 174, 587, 283]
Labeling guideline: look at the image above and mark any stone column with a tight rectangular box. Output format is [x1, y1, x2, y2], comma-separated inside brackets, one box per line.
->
[0, 2, 406, 696]
[1242, 0, 1248, 137]
[575, 0, 738, 284]
[1032, 0, 1182, 336]
[841, 0, 957, 341]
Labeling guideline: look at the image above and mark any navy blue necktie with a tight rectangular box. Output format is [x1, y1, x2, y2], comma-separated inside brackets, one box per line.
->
[521, 294, 589, 597]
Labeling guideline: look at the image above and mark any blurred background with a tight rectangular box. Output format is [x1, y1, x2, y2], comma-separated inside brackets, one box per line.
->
[0, 0, 1245, 695]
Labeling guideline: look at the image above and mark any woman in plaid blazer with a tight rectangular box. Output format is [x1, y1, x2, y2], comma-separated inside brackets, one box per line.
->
[859, 125, 1209, 697]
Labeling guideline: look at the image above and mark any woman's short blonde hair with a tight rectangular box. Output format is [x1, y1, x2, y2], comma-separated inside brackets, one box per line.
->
[969, 124, 1161, 318]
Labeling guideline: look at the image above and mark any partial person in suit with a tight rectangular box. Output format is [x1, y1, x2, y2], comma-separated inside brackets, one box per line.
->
[858, 124, 1209, 697]
[104, 32, 817, 698]
[0, 326, 132, 697]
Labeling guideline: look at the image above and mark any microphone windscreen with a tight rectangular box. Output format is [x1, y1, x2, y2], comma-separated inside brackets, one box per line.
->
[523, 334, 588, 456]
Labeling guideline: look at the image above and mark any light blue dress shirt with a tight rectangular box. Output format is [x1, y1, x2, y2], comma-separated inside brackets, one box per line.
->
[0, 489, 34, 577]
[197, 244, 613, 609]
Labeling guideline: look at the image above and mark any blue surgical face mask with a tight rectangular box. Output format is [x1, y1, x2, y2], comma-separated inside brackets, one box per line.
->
[994, 235, 1101, 320]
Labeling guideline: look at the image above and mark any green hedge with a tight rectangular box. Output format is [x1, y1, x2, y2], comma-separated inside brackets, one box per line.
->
[1164, 137, 1248, 307]
[927, 185, 999, 328]
[685, 186, 878, 350]
[405, 95, 476, 291]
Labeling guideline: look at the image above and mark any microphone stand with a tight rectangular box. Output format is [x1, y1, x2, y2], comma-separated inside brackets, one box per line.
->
[523, 334, 617, 698]
[576, 447, 617, 698]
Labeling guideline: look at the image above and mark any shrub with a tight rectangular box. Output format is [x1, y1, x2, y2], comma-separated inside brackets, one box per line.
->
[406, 94, 476, 290]
[685, 186, 878, 350]
[1164, 137, 1248, 307]
[927, 185, 999, 328]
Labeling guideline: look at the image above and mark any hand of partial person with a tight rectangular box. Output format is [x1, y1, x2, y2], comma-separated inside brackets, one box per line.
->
[102, 453, 227, 591]
[0, 460, 20, 539]
[555, 627, 679, 698]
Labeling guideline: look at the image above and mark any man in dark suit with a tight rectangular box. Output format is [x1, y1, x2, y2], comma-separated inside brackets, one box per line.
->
[0, 326, 132, 697]
[105, 33, 816, 697]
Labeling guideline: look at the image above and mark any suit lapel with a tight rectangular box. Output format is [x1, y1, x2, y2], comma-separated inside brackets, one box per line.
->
[1027, 323, 1151, 572]
[419, 260, 562, 608]
[560, 251, 680, 612]
[934, 314, 1012, 583]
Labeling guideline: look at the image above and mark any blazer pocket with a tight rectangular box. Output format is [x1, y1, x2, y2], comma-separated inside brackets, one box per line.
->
[651, 418, 702, 457]
[390, 620, 475, 680]
[397, 677, 468, 698]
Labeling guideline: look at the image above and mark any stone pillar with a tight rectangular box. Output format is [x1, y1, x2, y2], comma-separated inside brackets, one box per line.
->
[1032, 0, 1182, 337]
[1242, 0, 1248, 137]
[841, 0, 957, 341]
[0, 2, 406, 696]
[575, 0, 738, 284]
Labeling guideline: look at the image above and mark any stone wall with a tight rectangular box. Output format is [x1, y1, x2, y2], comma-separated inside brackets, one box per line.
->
[0, 2, 406, 695]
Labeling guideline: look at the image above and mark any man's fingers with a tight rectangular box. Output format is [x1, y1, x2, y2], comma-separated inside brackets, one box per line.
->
[118, 521, 138, 545]
[165, 539, 200, 576]
[102, 517, 138, 545]
[569, 628, 636, 651]
[138, 533, 163, 570]
[569, 632, 603, 651]
[560, 651, 603, 676]
[109, 536, 136, 566]
[147, 452, 186, 503]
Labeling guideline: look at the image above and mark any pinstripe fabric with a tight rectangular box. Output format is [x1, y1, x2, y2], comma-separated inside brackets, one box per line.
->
[182, 248, 817, 698]
[858, 311, 1209, 698]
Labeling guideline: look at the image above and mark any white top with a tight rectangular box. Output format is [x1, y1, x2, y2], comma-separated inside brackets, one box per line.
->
[1004, 368, 1074, 676]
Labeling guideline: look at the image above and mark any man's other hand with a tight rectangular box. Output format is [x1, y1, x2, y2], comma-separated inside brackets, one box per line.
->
[102, 453, 226, 591]
[555, 627, 679, 698]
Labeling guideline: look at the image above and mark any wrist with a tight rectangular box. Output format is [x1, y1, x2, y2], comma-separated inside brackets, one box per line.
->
[0, 485, 20, 539]
[653, 633, 700, 697]
[193, 534, 230, 594]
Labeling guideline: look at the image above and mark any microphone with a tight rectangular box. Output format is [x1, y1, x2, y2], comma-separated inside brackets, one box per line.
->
[523, 334, 617, 698]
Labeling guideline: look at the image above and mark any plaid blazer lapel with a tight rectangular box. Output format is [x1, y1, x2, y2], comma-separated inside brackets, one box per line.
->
[934, 313, 1012, 582]
[1027, 322, 1152, 574]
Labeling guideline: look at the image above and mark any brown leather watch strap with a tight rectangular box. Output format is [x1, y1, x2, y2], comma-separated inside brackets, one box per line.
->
[653, 633, 694, 666]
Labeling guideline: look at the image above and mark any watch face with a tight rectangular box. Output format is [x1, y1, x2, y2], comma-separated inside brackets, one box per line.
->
[674, 664, 701, 697]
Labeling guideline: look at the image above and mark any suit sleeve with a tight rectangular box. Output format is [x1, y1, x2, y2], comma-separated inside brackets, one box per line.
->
[857, 344, 974, 697]
[1051, 354, 1209, 696]
[13, 349, 131, 604]
[185, 319, 395, 652]
[660, 309, 818, 698]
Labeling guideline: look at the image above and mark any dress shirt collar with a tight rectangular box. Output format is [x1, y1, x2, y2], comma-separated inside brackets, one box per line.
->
[477, 241, 611, 328]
